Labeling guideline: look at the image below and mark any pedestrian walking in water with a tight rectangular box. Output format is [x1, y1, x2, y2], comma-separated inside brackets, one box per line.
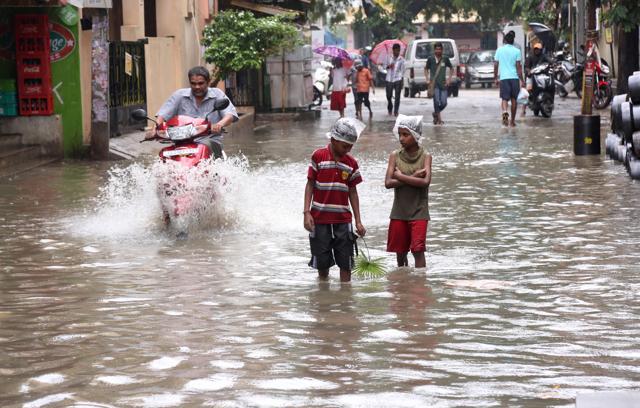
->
[494, 31, 524, 127]
[304, 118, 367, 282]
[354, 61, 375, 119]
[425, 42, 454, 125]
[330, 58, 350, 118]
[385, 115, 431, 268]
[384, 43, 405, 117]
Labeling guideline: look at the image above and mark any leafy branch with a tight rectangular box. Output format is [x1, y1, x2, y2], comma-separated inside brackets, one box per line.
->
[202, 11, 301, 84]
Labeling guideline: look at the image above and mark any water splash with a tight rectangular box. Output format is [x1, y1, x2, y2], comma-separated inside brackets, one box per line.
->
[69, 155, 396, 241]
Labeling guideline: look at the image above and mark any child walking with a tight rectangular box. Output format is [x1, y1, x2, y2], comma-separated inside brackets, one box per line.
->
[354, 60, 375, 119]
[304, 118, 367, 282]
[384, 115, 432, 268]
[329, 58, 349, 118]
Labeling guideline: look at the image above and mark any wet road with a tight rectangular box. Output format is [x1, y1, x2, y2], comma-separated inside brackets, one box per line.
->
[1, 89, 640, 407]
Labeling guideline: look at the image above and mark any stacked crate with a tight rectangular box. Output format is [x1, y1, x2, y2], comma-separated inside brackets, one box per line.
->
[14, 14, 54, 116]
[0, 79, 17, 116]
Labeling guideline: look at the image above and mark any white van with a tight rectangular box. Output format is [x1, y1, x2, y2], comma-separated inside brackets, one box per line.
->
[403, 38, 461, 98]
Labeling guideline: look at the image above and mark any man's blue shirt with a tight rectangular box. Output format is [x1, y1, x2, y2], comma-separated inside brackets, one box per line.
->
[494, 44, 521, 81]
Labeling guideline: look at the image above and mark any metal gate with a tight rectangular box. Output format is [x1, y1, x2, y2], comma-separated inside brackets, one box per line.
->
[109, 40, 147, 137]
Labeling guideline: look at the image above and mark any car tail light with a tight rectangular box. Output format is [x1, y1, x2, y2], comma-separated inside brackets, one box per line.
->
[410, 68, 414, 78]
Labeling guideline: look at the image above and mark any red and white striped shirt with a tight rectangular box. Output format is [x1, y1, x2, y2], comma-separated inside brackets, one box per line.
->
[307, 145, 362, 224]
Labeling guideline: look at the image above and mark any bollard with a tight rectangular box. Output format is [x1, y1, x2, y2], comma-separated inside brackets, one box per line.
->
[574, 115, 601, 155]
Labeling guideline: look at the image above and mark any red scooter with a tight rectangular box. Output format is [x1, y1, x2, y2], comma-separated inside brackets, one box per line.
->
[131, 98, 230, 230]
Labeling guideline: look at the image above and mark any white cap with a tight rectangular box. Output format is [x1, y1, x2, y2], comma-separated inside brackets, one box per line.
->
[393, 114, 423, 145]
[326, 117, 366, 145]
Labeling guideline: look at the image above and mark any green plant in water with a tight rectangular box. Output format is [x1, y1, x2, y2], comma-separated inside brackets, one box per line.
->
[352, 236, 387, 279]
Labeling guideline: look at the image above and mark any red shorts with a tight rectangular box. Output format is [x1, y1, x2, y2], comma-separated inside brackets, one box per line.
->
[386, 219, 428, 253]
[330, 91, 347, 110]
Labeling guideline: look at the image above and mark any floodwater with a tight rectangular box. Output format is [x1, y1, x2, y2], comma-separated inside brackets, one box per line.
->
[2, 93, 640, 407]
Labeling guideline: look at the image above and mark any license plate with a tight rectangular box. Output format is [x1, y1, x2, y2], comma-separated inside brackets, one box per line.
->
[163, 148, 199, 158]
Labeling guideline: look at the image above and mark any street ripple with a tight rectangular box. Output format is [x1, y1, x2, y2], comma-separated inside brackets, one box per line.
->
[1, 98, 640, 406]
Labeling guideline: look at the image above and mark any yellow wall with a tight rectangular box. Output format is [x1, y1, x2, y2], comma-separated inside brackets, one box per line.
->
[114, 1, 215, 123]
[79, 29, 92, 144]
[121, 0, 144, 40]
[144, 37, 179, 118]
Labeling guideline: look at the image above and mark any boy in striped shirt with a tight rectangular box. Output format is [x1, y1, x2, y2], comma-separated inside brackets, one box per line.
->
[303, 118, 367, 282]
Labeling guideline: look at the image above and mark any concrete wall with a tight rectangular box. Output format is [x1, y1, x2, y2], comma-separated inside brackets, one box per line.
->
[79, 28, 92, 144]
[121, 0, 144, 40]
[144, 37, 179, 118]
[0, 116, 63, 156]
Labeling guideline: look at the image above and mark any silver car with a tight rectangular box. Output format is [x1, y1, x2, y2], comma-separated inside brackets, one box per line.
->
[464, 50, 496, 89]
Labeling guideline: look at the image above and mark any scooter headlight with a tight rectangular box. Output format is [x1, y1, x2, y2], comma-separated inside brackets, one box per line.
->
[167, 124, 195, 141]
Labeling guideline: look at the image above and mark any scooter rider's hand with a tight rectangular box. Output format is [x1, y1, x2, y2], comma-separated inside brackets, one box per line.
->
[145, 115, 165, 140]
[210, 122, 224, 134]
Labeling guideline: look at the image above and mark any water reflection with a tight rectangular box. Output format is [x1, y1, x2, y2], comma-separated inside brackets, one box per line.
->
[1, 108, 640, 407]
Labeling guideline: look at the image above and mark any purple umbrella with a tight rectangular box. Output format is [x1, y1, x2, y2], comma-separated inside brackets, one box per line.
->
[313, 45, 352, 61]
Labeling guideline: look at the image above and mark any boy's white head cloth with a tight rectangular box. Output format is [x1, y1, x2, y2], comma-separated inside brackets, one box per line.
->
[393, 114, 424, 145]
[326, 117, 366, 145]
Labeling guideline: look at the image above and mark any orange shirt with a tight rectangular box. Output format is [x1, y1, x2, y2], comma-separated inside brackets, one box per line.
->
[355, 68, 373, 93]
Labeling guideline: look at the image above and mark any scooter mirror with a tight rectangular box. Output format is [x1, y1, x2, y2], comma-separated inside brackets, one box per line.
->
[213, 98, 230, 111]
[131, 109, 148, 121]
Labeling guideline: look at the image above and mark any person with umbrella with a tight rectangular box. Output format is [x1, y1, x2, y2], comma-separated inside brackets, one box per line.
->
[330, 57, 350, 118]
[384, 43, 405, 117]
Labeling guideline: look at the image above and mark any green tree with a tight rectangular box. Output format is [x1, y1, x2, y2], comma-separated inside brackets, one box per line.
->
[202, 11, 301, 85]
[603, 0, 640, 94]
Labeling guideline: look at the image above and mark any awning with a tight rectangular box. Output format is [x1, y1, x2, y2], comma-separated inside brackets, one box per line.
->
[230, 0, 302, 16]
[0, 0, 112, 7]
[68, 0, 113, 8]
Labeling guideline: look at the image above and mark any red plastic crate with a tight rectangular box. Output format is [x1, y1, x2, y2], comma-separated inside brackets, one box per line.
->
[17, 56, 51, 77]
[15, 14, 54, 116]
[14, 15, 49, 38]
[19, 95, 53, 116]
[18, 79, 50, 97]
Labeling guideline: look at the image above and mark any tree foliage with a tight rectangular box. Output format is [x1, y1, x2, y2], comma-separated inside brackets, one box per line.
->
[314, 0, 518, 44]
[202, 11, 301, 83]
[603, 0, 640, 32]
[511, 0, 562, 30]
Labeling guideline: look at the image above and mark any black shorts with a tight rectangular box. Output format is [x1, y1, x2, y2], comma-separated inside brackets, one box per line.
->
[499, 79, 520, 101]
[308, 223, 356, 270]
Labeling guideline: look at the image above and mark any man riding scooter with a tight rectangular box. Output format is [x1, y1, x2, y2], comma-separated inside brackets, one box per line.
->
[521, 42, 550, 117]
[147, 66, 238, 158]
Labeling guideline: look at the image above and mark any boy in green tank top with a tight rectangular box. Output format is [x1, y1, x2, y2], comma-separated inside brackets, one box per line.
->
[384, 115, 432, 268]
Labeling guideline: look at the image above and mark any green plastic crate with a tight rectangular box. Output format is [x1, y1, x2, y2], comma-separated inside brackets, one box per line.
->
[0, 91, 17, 104]
[0, 103, 18, 116]
[0, 79, 17, 92]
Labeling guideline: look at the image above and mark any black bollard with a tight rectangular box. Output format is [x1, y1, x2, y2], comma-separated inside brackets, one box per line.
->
[574, 114, 601, 155]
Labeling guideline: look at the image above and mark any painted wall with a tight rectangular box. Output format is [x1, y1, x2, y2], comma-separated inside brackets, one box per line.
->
[0, 7, 84, 156]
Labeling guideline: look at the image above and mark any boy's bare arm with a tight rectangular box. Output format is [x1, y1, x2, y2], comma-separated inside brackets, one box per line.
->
[385, 153, 403, 189]
[348, 187, 366, 237]
[392, 154, 432, 187]
[303, 179, 315, 232]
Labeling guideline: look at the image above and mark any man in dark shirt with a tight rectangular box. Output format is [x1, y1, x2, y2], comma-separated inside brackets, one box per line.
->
[524, 42, 551, 77]
[424, 42, 453, 125]
[522, 42, 550, 116]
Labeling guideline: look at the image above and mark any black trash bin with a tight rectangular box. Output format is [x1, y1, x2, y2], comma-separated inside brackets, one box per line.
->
[574, 114, 601, 155]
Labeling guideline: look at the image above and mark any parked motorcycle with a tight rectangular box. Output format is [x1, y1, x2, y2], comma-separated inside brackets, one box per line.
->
[553, 49, 579, 97]
[589, 58, 613, 110]
[528, 62, 555, 118]
[131, 97, 230, 229]
[312, 61, 332, 106]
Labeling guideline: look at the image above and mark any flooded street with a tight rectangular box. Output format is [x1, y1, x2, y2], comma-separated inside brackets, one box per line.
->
[2, 89, 640, 407]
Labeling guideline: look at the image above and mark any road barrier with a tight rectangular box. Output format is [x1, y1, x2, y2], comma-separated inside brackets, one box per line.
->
[605, 71, 640, 179]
